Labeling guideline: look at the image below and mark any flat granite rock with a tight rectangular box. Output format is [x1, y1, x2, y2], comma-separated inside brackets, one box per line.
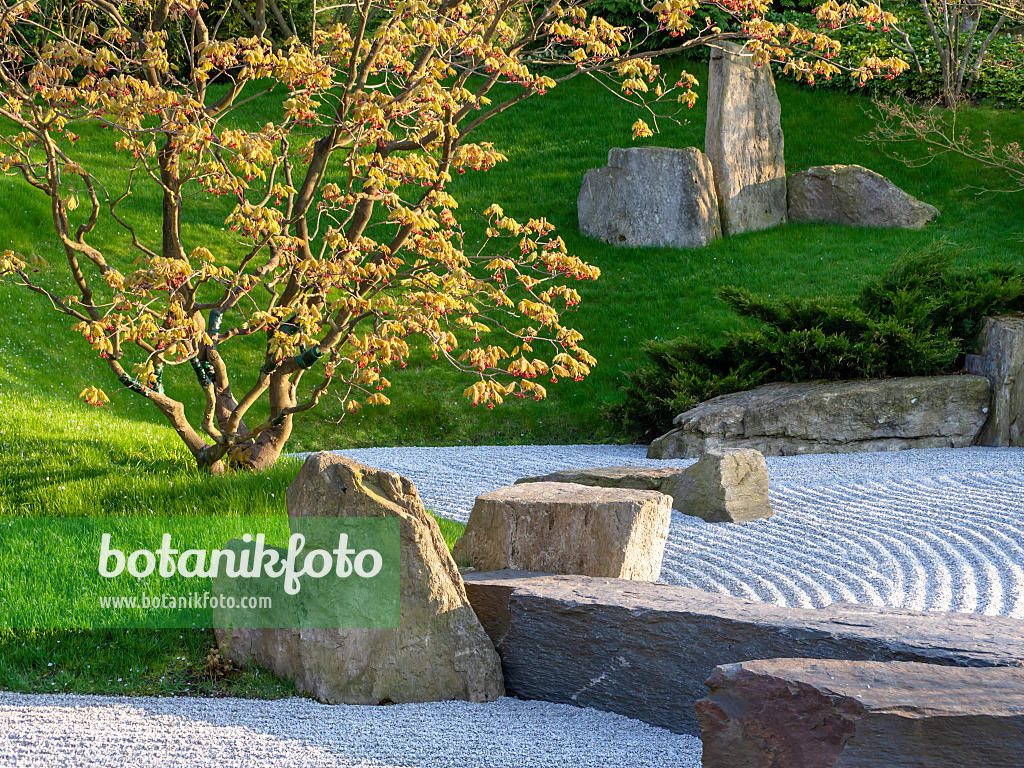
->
[648, 375, 992, 459]
[463, 571, 1024, 735]
[453, 482, 671, 581]
[697, 659, 1024, 767]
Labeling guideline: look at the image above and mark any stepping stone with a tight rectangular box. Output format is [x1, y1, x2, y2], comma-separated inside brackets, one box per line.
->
[452, 482, 671, 581]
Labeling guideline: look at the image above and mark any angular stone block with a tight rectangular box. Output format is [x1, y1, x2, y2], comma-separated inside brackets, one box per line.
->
[705, 42, 786, 235]
[577, 146, 721, 248]
[216, 452, 504, 705]
[788, 164, 940, 229]
[463, 571, 1024, 734]
[452, 482, 671, 581]
[967, 315, 1024, 447]
[648, 376, 992, 459]
[697, 659, 1024, 767]
[671, 448, 772, 523]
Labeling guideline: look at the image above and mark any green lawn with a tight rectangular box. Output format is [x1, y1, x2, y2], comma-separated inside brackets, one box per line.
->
[0, 54, 1021, 696]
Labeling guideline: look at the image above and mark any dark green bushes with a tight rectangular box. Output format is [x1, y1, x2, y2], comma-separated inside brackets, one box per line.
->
[613, 245, 1024, 441]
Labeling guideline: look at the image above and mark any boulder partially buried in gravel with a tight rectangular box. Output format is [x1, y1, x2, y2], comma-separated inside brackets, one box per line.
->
[696, 659, 1024, 767]
[648, 376, 992, 458]
[516, 459, 772, 523]
[216, 452, 504, 705]
[672, 449, 772, 523]
[452, 482, 671, 581]
[787, 164, 939, 229]
[516, 466, 682, 492]
[577, 146, 722, 249]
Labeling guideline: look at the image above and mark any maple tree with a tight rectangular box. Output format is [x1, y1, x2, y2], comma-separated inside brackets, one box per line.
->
[0, 0, 904, 472]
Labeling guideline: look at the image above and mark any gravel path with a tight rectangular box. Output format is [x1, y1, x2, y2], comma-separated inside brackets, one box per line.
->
[0, 692, 701, 768]
[335, 444, 1024, 617]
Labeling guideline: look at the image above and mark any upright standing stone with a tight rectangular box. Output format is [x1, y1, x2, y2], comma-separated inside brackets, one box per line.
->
[577, 146, 721, 249]
[705, 42, 787, 235]
[216, 453, 504, 705]
[966, 315, 1024, 447]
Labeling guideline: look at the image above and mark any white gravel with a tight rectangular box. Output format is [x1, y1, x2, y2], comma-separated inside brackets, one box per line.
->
[335, 444, 1024, 617]
[0, 692, 701, 768]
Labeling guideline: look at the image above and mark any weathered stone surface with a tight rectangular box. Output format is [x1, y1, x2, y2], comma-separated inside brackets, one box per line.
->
[516, 466, 682, 491]
[462, 571, 1024, 735]
[648, 375, 992, 459]
[697, 659, 1024, 767]
[452, 482, 671, 581]
[671, 448, 771, 523]
[216, 452, 504, 705]
[705, 42, 786, 235]
[577, 146, 721, 248]
[967, 315, 1024, 447]
[788, 164, 939, 230]
[516, 457, 772, 523]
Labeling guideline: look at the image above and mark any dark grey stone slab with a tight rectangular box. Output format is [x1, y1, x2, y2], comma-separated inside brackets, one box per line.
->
[463, 571, 1024, 735]
[698, 659, 1024, 767]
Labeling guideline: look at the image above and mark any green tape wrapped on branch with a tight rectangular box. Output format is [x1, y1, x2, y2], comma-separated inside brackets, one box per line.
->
[208, 310, 224, 336]
[190, 358, 214, 387]
[295, 345, 323, 370]
[117, 372, 146, 395]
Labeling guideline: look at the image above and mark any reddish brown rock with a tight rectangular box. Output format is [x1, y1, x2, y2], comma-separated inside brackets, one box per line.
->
[697, 658, 1024, 767]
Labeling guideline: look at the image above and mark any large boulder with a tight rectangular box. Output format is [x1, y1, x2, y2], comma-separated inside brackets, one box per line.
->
[788, 164, 939, 229]
[697, 659, 1024, 767]
[463, 571, 1024, 735]
[516, 456, 773, 523]
[967, 315, 1024, 447]
[648, 376, 992, 459]
[577, 146, 721, 248]
[452, 482, 671, 581]
[215, 452, 504, 705]
[705, 42, 787, 236]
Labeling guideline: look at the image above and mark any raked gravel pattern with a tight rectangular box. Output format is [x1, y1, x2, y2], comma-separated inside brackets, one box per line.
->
[334, 444, 1024, 617]
[0, 692, 701, 768]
